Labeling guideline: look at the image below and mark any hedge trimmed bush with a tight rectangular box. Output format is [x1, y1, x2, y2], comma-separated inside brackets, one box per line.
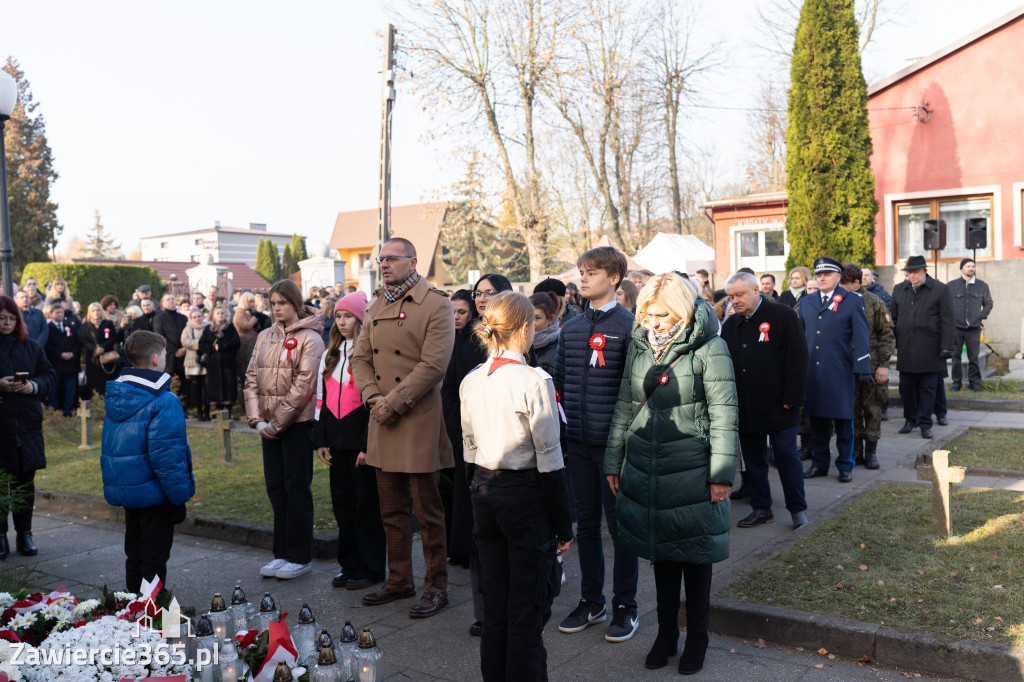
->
[21, 263, 163, 308]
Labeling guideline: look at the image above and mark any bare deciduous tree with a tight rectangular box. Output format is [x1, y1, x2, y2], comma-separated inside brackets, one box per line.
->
[744, 80, 788, 192]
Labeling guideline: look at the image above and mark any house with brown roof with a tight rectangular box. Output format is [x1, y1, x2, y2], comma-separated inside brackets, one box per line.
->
[328, 202, 454, 288]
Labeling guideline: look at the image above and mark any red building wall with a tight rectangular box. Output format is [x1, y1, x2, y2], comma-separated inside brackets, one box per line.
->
[868, 13, 1024, 264]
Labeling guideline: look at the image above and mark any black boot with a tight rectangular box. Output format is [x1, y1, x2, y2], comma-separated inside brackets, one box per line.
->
[16, 532, 37, 556]
[797, 435, 812, 460]
[729, 471, 749, 501]
[864, 441, 880, 470]
[678, 631, 709, 675]
[854, 438, 865, 466]
[645, 627, 679, 669]
[0, 535, 8, 561]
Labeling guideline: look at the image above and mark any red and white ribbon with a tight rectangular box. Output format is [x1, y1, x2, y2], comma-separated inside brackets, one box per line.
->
[828, 294, 843, 312]
[758, 322, 770, 342]
[555, 391, 567, 424]
[103, 327, 111, 340]
[589, 334, 607, 368]
[280, 337, 298, 363]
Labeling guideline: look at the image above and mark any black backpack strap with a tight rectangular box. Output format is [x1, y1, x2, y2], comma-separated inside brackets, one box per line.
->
[629, 353, 687, 427]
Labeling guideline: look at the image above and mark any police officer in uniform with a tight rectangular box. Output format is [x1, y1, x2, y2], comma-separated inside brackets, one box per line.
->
[799, 257, 871, 483]
[839, 263, 894, 470]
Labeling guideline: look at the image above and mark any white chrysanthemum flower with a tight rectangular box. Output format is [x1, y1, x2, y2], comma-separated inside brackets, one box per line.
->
[0, 659, 23, 681]
[113, 591, 137, 602]
[73, 599, 100, 615]
[0, 592, 14, 608]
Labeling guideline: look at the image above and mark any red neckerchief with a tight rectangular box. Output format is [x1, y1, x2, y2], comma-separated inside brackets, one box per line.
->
[487, 357, 524, 376]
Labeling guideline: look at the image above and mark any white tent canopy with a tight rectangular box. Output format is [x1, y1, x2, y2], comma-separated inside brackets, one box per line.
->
[632, 233, 715, 275]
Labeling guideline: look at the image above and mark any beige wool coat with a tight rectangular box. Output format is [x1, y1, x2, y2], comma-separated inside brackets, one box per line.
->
[351, 277, 455, 473]
[243, 309, 325, 433]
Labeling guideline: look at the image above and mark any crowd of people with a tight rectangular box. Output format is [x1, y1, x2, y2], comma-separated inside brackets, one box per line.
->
[0, 244, 993, 680]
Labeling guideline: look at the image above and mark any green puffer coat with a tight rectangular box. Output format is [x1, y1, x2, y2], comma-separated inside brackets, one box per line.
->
[604, 299, 738, 564]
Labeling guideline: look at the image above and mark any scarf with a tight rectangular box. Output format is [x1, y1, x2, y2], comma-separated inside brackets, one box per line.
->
[646, 323, 680, 362]
[532, 324, 561, 350]
[384, 270, 420, 303]
[789, 286, 805, 298]
[209, 320, 230, 337]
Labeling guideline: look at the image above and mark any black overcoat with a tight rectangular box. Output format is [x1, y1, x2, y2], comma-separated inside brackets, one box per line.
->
[45, 320, 82, 375]
[721, 297, 808, 433]
[0, 335, 56, 475]
[199, 324, 240, 404]
[891, 275, 954, 373]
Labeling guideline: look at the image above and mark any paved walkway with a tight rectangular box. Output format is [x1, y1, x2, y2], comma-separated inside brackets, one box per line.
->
[7, 407, 1022, 681]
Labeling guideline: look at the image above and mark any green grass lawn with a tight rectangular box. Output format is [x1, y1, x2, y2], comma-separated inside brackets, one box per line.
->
[890, 378, 1024, 402]
[38, 402, 339, 534]
[719, 482, 1024, 646]
[947, 429, 1024, 472]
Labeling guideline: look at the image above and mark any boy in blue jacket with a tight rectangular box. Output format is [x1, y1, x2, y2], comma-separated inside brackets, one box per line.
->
[554, 246, 640, 643]
[101, 330, 194, 593]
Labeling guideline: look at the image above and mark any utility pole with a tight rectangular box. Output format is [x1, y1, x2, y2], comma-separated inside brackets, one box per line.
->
[376, 23, 397, 256]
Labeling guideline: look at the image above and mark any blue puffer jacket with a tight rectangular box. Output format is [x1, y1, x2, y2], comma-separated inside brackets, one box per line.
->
[555, 303, 635, 445]
[101, 368, 195, 509]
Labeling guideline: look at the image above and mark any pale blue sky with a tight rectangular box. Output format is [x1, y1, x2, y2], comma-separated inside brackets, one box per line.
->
[1, 0, 1021, 252]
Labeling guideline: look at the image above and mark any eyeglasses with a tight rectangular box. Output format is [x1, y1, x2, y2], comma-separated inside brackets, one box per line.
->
[472, 290, 499, 299]
[375, 256, 412, 265]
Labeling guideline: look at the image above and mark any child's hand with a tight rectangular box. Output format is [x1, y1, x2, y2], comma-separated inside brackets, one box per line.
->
[355, 452, 367, 467]
[316, 447, 332, 465]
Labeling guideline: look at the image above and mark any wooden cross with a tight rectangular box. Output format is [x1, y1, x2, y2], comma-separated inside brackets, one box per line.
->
[213, 409, 233, 464]
[916, 450, 966, 538]
[78, 399, 94, 451]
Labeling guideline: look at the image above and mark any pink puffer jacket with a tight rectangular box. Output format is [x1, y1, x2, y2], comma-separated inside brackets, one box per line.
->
[243, 309, 325, 433]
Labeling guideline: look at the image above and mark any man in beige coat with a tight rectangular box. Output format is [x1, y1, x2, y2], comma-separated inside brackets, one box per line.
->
[351, 237, 456, 618]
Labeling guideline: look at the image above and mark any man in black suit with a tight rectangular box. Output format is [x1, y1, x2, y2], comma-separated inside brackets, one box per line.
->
[43, 303, 82, 416]
[891, 255, 954, 439]
[722, 272, 810, 530]
[152, 293, 188, 401]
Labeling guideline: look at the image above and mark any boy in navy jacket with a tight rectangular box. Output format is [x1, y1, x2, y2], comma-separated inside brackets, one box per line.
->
[554, 246, 640, 643]
[101, 330, 195, 593]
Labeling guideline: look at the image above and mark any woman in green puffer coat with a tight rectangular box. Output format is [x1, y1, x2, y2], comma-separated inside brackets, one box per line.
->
[605, 273, 737, 675]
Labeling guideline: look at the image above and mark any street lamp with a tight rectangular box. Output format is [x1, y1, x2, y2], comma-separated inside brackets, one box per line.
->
[0, 69, 17, 298]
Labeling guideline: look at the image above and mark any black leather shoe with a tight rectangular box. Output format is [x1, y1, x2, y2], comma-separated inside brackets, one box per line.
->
[0, 535, 8, 561]
[346, 577, 381, 591]
[737, 508, 774, 528]
[331, 571, 348, 588]
[791, 511, 808, 529]
[950, 384, 962, 392]
[838, 470, 853, 483]
[921, 427, 933, 439]
[898, 421, 915, 434]
[469, 621, 483, 637]
[16, 532, 37, 556]
[971, 386, 982, 393]
[864, 442, 880, 470]
[936, 416, 948, 426]
[729, 472, 749, 501]
[803, 466, 828, 479]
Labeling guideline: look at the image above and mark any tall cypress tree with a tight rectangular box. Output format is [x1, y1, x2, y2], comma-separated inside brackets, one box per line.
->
[290, 234, 308, 263]
[267, 240, 282, 282]
[282, 243, 293, 276]
[254, 237, 276, 283]
[785, 0, 877, 268]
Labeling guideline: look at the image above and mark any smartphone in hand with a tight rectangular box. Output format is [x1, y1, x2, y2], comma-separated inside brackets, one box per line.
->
[13, 372, 29, 384]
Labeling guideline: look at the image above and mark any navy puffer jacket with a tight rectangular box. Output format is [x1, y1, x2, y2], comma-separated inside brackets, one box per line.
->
[555, 303, 634, 445]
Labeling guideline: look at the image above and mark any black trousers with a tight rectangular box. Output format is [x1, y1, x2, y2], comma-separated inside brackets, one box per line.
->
[0, 471, 35, 534]
[653, 561, 713, 634]
[329, 448, 385, 581]
[952, 327, 982, 388]
[262, 421, 314, 565]
[188, 376, 207, 418]
[472, 469, 559, 682]
[124, 504, 177, 593]
[899, 371, 940, 429]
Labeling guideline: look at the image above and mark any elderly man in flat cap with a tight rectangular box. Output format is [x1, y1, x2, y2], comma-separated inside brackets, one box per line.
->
[798, 257, 871, 483]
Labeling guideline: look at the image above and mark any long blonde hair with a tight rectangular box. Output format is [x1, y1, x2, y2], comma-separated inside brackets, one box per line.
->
[473, 291, 532, 356]
[636, 273, 696, 330]
[323, 313, 362, 379]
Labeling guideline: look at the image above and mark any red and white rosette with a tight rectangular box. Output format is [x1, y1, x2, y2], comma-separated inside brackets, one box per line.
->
[280, 337, 298, 363]
[103, 327, 111, 340]
[589, 333, 607, 368]
[828, 294, 843, 312]
[66, 326, 72, 338]
[758, 322, 770, 342]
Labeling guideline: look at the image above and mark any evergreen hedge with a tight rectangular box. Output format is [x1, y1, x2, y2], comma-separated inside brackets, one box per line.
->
[21, 263, 163, 308]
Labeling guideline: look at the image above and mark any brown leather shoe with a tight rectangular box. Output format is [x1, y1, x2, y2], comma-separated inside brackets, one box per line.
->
[408, 592, 448, 619]
[362, 583, 416, 606]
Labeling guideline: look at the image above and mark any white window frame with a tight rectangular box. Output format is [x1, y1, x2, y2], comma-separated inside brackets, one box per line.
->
[729, 222, 788, 273]
[883, 185, 1002, 265]
[1013, 182, 1024, 249]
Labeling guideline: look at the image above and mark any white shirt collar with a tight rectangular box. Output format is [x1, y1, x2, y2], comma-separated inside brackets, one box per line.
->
[963, 274, 976, 284]
[596, 299, 618, 313]
[744, 297, 763, 320]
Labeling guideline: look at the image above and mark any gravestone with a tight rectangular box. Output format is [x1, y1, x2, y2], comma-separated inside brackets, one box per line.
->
[916, 449, 966, 538]
[78, 400, 94, 451]
[214, 409, 232, 464]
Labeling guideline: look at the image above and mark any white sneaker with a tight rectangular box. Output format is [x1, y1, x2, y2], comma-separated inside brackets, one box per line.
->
[275, 562, 312, 579]
[260, 558, 287, 577]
